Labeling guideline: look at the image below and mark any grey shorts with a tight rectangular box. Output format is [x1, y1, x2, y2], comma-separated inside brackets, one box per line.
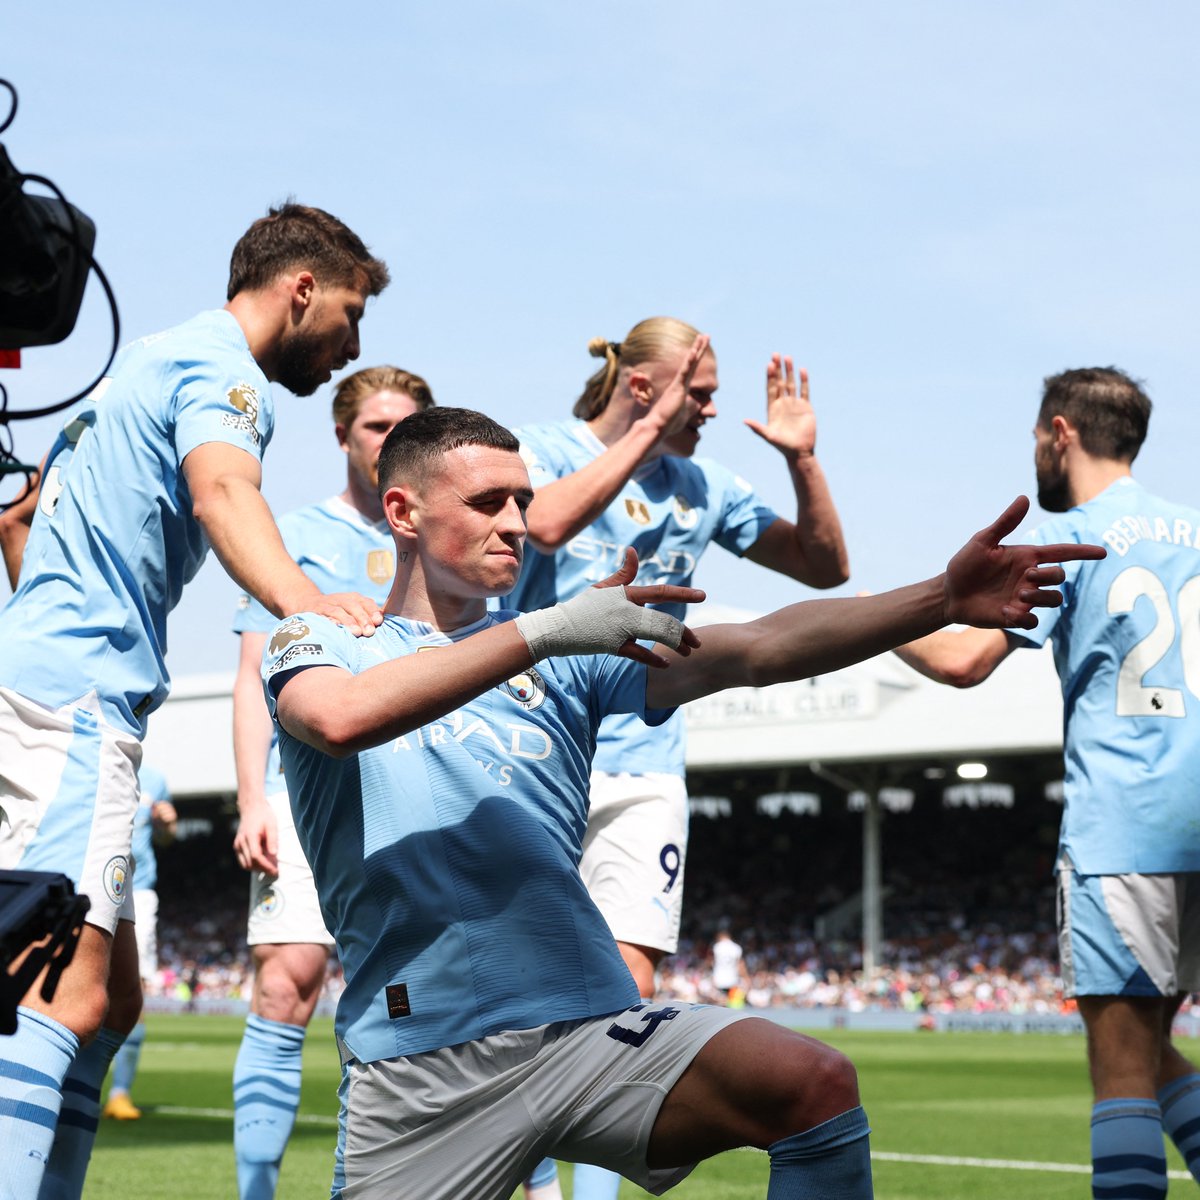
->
[1057, 854, 1200, 998]
[335, 1002, 752, 1199]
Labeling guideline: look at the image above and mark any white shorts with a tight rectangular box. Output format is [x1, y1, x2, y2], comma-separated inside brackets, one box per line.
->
[247, 791, 335, 947]
[0, 686, 141, 933]
[580, 772, 688, 955]
[133, 888, 158, 976]
[1057, 855, 1200, 998]
[336, 1002, 752, 1200]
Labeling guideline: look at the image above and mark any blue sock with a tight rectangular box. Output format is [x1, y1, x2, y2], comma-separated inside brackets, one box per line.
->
[526, 1158, 559, 1189]
[108, 1021, 146, 1096]
[0, 1007, 78, 1200]
[1158, 1073, 1200, 1182]
[38, 1026, 124, 1200]
[233, 1014, 306, 1200]
[766, 1106, 873, 1199]
[1090, 1098, 1166, 1199]
[573, 1162, 620, 1200]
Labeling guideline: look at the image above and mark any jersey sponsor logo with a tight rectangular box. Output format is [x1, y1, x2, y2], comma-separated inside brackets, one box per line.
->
[673, 495, 698, 529]
[222, 382, 263, 447]
[624, 498, 651, 526]
[267, 642, 324, 675]
[501, 667, 546, 711]
[566, 535, 697, 583]
[103, 855, 130, 905]
[236, 593, 251, 611]
[389, 705, 556, 788]
[269, 618, 311, 655]
[366, 549, 395, 585]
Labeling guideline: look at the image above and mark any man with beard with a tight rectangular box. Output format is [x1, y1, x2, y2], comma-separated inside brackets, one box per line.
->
[895, 367, 1200, 1200]
[0, 203, 388, 1200]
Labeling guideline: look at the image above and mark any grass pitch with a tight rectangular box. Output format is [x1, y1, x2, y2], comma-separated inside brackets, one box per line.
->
[84, 1015, 1190, 1198]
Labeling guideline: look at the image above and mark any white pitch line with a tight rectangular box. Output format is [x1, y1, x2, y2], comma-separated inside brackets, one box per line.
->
[738, 1145, 1192, 1181]
[153, 1105, 338, 1128]
[149, 1112, 1194, 1182]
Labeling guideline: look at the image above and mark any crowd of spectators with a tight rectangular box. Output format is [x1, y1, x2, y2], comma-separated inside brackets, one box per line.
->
[141, 794, 1193, 1017]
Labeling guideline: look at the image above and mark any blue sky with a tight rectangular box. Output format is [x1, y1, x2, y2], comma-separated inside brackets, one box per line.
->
[4, 3, 1199, 678]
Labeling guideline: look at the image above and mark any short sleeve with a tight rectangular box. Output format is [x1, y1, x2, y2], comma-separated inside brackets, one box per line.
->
[260, 614, 355, 719]
[174, 364, 274, 467]
[700, 459, 779, 557]
[1007, 515, 1085, 650]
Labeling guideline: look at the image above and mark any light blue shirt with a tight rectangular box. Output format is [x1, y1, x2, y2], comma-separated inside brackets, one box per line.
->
[0, 310, 274, 737]
[262, 610, 672, 1064]
[132, 765, 170, 892]
[233, 496, 395, 790]
[1012, 477, 1200, 873]
[505, 419, 777, 776]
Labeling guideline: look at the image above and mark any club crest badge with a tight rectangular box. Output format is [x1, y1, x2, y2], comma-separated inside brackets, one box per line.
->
[624, 498, 651, 526]
[673, 495, 698, 529]
[501, 667, 547, 710]
[367, 549, 395, 585]
[103, 855, 129, 905]
[255, 885, 283, 920]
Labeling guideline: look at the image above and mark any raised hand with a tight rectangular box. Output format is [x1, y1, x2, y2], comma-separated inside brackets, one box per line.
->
[644, 333, 711, 441]
[945, 496, 1106, 629]
[515, 549, 703, 667]
[745, 354, 817, 459]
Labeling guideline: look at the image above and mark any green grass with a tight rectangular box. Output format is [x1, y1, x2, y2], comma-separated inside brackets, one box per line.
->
[83, 1016, 1190, 1198]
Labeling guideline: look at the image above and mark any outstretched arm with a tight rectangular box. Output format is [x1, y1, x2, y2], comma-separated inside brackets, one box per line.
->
[742, 357, 849, 588]
[183, 442, 383, 635]
[647, 496, 1102, 708]
[275, 551, 704, 757]
[522, 335, 710, 552]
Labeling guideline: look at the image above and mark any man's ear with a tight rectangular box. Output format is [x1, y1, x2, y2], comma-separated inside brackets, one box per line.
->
[628, 369, 654, 409]
[288, 270, 317, 319]
[383, 484, 420, 544]
[1050, 414, 1075, 450]
[335, 422, 350, 452]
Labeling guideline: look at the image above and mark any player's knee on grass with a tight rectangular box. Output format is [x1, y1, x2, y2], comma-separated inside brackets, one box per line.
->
[770, 1035, 861, 1141]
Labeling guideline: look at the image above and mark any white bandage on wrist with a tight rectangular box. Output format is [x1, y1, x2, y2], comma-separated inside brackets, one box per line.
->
[514, 586, 685, 660]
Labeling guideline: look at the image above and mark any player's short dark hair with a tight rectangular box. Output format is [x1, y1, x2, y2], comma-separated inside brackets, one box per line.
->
[377, 407, 519, 495]
[226, 202, 390, 300]
[1038, 367, 1151, 463]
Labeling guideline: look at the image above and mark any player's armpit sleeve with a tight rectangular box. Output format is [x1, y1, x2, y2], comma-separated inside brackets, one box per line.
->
[590, 655, 676, 727]
[706, 461, 778, 556]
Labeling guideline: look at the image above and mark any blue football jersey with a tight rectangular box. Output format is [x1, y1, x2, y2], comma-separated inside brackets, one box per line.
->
[0, 310, 274, 737]
[132, 765, 170, 892]
[233, 496, 396, 790]
[1012, 478, 1200, 872]
[262, 610, 672, 1064]
[506, 419, 778, 776]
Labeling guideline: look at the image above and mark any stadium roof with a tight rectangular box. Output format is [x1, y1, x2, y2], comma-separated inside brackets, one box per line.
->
[145, 605, 1063, 799]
